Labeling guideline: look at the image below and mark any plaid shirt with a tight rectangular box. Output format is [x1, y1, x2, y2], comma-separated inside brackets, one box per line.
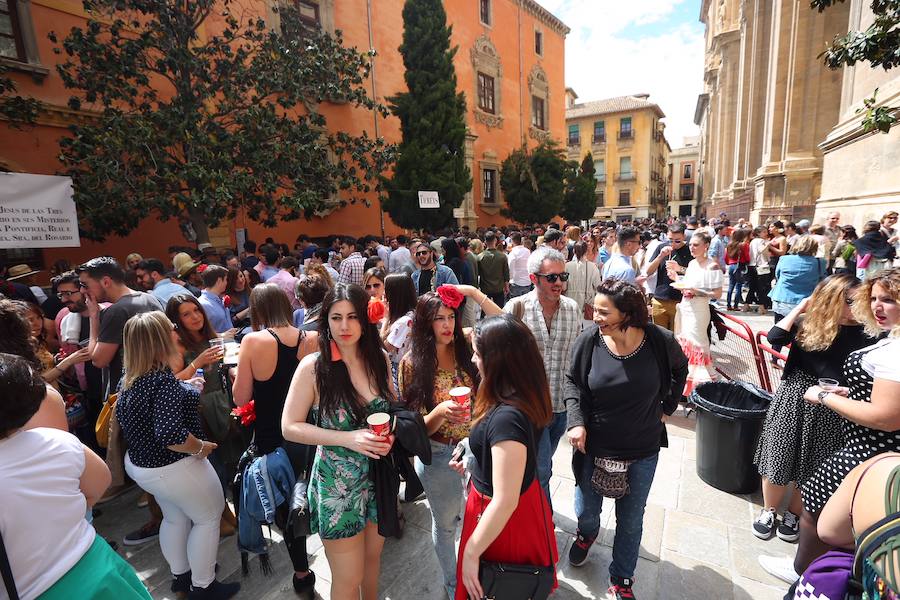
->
[337, 252, 366, 286]
[504, 290, 581, 412]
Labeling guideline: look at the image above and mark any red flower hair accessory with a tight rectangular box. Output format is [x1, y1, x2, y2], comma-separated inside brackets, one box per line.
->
[367, 298, 386, 324]
[222, 294, 231, 308]
[231, 400, 256, 426]
[436, 285, 464, 309]
[196, 263, 208, 274]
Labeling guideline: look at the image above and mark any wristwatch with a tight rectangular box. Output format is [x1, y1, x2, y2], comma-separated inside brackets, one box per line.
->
[817, 390, 830, 407]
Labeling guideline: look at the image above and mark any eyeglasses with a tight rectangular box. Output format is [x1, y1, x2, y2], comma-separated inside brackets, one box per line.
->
[57, 290, 80, 299]
[78, 281, 88, 288]
[415, 250, 431, 257]
[535, 272, 569, 283]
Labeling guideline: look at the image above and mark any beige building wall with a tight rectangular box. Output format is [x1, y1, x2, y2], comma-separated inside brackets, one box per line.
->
[696, 0, 852, 223]
[668, 139, 700, 217]
[814, 0, 900, 231]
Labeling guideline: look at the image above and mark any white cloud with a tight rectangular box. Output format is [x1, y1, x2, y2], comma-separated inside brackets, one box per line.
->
[540, 0, 706, 147]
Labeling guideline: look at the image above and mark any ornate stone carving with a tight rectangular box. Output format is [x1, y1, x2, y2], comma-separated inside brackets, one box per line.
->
[528, 126, 551, 143]
[470, 35, 503, 126]
[474, 110, 503, 129]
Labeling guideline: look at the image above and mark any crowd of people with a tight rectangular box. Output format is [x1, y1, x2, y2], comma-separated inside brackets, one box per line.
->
[0, 208, 898, 600]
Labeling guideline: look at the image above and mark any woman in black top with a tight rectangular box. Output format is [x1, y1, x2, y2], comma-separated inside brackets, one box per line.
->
[231, 283, 318, 596]
[752, 274, 876, 543]
[564, 279, 687, 600]
[450, 313, 556, 600]
[116, 311, 239, 600]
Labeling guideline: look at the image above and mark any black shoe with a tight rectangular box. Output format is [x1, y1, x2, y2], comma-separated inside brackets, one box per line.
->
[122, 522, 160, 546]
[608, 575, 636, 599]
[292, 571, 316, 599]
[171, 571, 191, 599]
[188, 580, 240, 600]
[568, 531, 596, 567]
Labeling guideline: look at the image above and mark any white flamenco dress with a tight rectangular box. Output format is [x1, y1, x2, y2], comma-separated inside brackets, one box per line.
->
[674, 260, 723, 395]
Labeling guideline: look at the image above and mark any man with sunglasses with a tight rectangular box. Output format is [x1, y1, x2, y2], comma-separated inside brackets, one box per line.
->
[504, 246, 581, 503]
[410, 241, 458, 296]
[643, 222, 692, 331]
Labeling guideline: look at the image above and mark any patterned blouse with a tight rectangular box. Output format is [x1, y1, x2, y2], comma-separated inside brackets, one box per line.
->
[398, 356, 474, 441]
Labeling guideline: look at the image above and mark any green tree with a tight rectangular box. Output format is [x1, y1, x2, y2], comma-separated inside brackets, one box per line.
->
[812, 0, 899, 133]
[383, 0, 471, 231]
[561, 152, 597, 223]
[0, 64, 41, 129]
[50, 1, 394, 243]
[499, 142, 567, 224]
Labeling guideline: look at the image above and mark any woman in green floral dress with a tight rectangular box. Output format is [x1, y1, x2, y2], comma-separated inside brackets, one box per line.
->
[283, 283, 396, 600]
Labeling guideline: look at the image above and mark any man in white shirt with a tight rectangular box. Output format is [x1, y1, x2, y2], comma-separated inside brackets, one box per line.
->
[389, 235, 414, 275]
[506, 232, 532, 298]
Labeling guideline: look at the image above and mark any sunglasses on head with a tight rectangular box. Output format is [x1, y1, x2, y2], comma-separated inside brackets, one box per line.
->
[536, 272, 569, 283]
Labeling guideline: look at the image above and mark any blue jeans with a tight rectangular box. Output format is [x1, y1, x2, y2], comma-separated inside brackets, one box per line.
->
[416, 441, 465, 599]
[727, 263, 744, 307]
[537, 411, 569, 505]
[574, 452, 659, 579]
[508, 283, 533, 298]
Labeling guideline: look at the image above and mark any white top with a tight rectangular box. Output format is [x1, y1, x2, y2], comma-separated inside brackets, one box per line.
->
[389, 246, 413, 274]
[59, 311, 83, 344]
[386, 312, 414, 365]
[749, 238, 770, 268]
[0, 428, 94, 599]
[507, 246, 531, 286]
[682, 259, 724, 295]
[861, 337, 900, 382]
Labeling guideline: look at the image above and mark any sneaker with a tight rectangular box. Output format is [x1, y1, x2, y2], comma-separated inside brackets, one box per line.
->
[292, 571, 315, 600]
[122, 522, 160, 546]
[188, 580, 240, 600]
[777, 511, 800, 542]
[607, 576, 636, 600]
[758, 555, 800, 584]
[137, 492, 150, 508]
[568, 531, 596, 567]
[171, 571, 191, 600]
[753, 508, 776, 540]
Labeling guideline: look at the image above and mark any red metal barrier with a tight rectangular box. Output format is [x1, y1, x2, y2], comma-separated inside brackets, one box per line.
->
[709, 311, 768, 391]
[756, 331, 789, 393]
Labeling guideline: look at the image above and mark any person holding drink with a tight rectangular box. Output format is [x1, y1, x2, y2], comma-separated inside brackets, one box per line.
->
[398, 286, 479, 600]
[281, 283, 395, 600]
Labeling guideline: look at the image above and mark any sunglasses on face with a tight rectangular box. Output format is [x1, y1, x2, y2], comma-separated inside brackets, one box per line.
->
[415, 250, 431, 257]
[536, 272, 569, 283]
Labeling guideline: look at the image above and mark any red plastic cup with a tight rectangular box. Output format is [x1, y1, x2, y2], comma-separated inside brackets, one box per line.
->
[366, 412, 391, 436]
[449, 386, 472, 419]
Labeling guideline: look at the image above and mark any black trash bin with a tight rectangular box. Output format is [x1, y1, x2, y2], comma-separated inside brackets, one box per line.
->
[689, 381, 773, 494]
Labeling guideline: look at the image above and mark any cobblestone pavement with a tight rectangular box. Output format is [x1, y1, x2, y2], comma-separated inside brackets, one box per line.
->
[95, 307, 792, 599]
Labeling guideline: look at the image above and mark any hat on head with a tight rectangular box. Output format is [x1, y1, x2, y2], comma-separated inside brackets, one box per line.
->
[6, 264, 41, 281]
[197, 242, 213, 251]
[172, 252, 200, 278]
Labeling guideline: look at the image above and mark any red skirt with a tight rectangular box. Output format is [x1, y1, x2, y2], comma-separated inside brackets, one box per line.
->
[454, 479, 559, 600]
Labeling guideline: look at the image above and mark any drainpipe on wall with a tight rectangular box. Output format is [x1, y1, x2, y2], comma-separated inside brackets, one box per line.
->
[367, 0, 386, 239]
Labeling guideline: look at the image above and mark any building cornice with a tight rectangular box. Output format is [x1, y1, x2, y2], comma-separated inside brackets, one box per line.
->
[516, 0, 570, 36]
[694, 93, 709, 125]
[0, 101, 97, 128]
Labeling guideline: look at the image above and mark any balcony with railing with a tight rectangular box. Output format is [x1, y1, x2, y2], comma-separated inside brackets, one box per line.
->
[617, 129, 634, 141]
[618, 196, 631, 207]
[594, 174, 607, 184]
[614, 171, 637, 181]
[567, 134, 580, 147]
[591, 133, 606, 145]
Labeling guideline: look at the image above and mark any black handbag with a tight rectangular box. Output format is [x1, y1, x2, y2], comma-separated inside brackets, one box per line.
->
[477, 408, 555, 600]
[285, 407, 320, 539]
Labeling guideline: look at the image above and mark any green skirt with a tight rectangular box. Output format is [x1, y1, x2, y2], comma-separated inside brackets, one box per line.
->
[38, 535, 150, 600]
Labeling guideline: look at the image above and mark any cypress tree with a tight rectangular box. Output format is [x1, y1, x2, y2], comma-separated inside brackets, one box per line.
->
[561, 152, 598, 223]
[384, 0, 472, 230]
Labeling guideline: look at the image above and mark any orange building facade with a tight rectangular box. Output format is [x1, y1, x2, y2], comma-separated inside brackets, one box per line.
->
[0, 0, 567, 273]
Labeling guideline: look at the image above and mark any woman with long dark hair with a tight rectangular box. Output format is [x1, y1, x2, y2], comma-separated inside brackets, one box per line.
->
[450, 314, 557, 600]
[281, 283, 395, 600]
[399, 288, 479, 599]
[231, 283, 319, 596]
[225, 267, 251, 328]
[381, 273, 417, 387]
[725, 228, 750, 311]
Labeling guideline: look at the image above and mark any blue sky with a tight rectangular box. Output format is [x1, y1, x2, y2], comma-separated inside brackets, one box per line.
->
[539, 0, 705, 146]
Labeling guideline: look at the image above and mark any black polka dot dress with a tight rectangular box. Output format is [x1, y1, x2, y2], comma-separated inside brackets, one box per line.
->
[802, 340, 900, 514]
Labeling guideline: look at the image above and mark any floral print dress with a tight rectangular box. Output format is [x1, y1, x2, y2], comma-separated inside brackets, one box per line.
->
[308, 396, 390, 539]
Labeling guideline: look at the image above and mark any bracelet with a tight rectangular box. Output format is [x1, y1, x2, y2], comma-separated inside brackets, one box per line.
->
[478, 294, 488, 307]
[189, 362, 197, 372]
[192, 441, 205, 456]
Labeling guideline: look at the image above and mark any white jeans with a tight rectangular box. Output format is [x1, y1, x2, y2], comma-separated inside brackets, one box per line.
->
[125, 453, 224, 587]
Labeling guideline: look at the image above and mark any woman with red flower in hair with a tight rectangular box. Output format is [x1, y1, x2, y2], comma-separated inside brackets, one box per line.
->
[398, 285, 479, 599]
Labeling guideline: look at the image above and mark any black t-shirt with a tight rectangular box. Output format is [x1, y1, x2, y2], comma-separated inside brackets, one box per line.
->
[768, 323, 877, 383]
[651, 243, 693, 301]
[417, 269, 434, 296]
[583, 334, 663, 460]
[469, 403, 538, 497]
[100, 292, 163, 392]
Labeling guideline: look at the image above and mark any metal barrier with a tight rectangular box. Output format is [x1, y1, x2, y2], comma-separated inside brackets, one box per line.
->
[756, 331, 789, 393]
[709, 311, 768, 390]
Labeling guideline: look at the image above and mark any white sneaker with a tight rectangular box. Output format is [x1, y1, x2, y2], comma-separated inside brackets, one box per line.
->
[758, 555, 800, 584]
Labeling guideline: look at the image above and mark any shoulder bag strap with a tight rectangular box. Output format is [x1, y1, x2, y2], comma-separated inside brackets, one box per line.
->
[0, 528, 19, 600]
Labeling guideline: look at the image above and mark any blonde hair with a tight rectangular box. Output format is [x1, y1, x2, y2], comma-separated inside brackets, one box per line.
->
[789, 235, 818, 256]
[469, 239, 484, 254]
[795, 274, 860, 352]
[122, 311, 176, 389]
[854, 268, 900, 338]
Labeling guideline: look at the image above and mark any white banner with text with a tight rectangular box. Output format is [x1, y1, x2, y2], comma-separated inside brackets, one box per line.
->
[0, 173, 81, 248]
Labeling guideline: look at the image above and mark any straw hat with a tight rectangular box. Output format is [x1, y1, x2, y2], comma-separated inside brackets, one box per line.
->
[6, 264, 41, 281]
[172, 253, 200, 278]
